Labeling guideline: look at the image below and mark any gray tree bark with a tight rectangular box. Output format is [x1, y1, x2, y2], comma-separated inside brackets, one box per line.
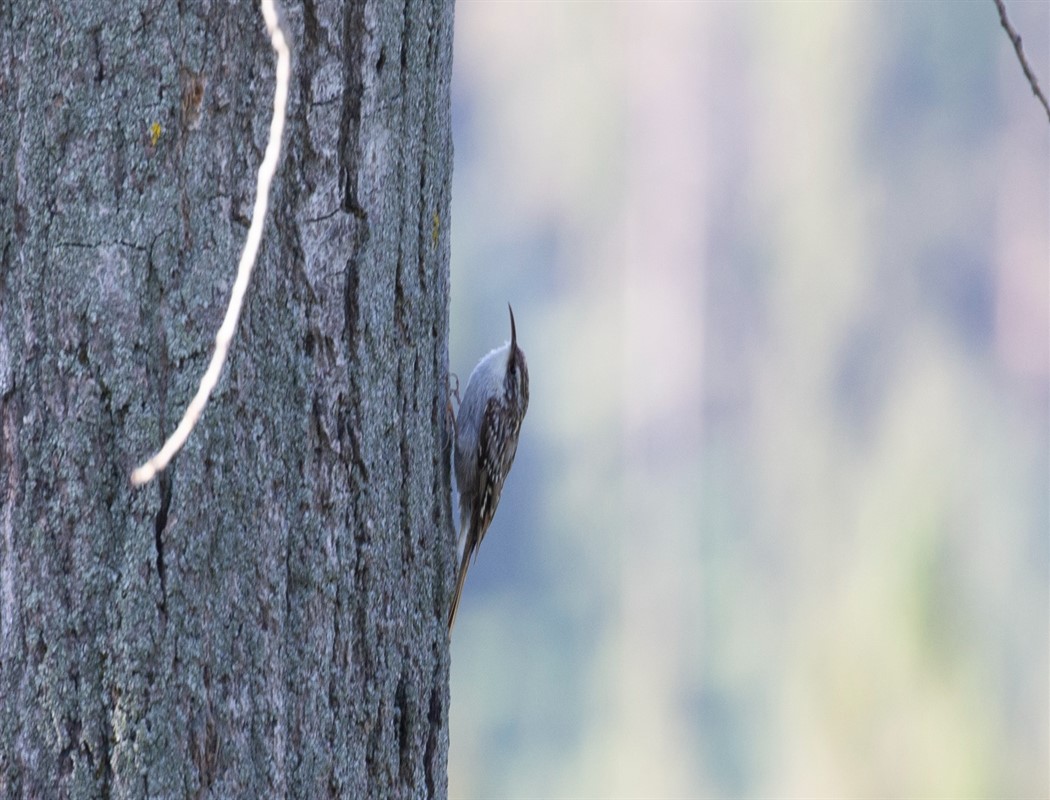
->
[0, 1, 455, 797]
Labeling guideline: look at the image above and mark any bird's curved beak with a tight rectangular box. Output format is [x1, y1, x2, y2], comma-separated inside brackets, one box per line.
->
[508, 303, 517, 351]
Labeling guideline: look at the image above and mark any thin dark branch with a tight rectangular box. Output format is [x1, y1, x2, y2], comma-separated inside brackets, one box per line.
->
[993, 0, 1050, 124]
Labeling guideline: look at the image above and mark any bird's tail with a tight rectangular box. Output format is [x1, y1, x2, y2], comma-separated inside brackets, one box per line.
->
[447, 520, 472, 634]
[447, 540, 473, 631]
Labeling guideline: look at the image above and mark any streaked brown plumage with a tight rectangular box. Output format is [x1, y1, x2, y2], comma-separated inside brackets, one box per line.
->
[448, 305, 529, 631]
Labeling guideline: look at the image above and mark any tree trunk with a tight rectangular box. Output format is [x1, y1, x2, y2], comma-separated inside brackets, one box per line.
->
[0, 1, 455, 797]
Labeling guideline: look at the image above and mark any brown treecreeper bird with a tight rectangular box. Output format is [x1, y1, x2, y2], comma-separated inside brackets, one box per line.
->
[448, 305, 530, 631]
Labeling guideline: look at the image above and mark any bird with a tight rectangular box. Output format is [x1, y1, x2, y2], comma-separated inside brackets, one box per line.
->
[448, 304, 530, 631]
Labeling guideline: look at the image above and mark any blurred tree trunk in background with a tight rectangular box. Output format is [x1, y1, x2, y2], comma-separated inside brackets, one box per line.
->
[0, 1, 455, 797]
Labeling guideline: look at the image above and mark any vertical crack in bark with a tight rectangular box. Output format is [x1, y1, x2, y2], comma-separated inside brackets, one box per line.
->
[338, 2, 367, 220]
[395, 243, 413, 561]
[395, 668, 413, 787]
[399, 389, 412, 565]
[153, 470, 171, 617]
[339, 0, 369, 404]
[399, 0, 411, 88]
[1, 395, 20, 655]
[326, 578, 343, 797]
[58, 717, 82, 778]
[98, 696, 113, 795]
[394, 247, 408, 344]
[301, 0, 319, 47]
[416, 1, 436, 295]
[423, 657, 442, 799]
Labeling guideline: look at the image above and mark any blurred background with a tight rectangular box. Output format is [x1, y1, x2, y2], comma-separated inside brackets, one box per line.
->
[446, 3, 1048, 798]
